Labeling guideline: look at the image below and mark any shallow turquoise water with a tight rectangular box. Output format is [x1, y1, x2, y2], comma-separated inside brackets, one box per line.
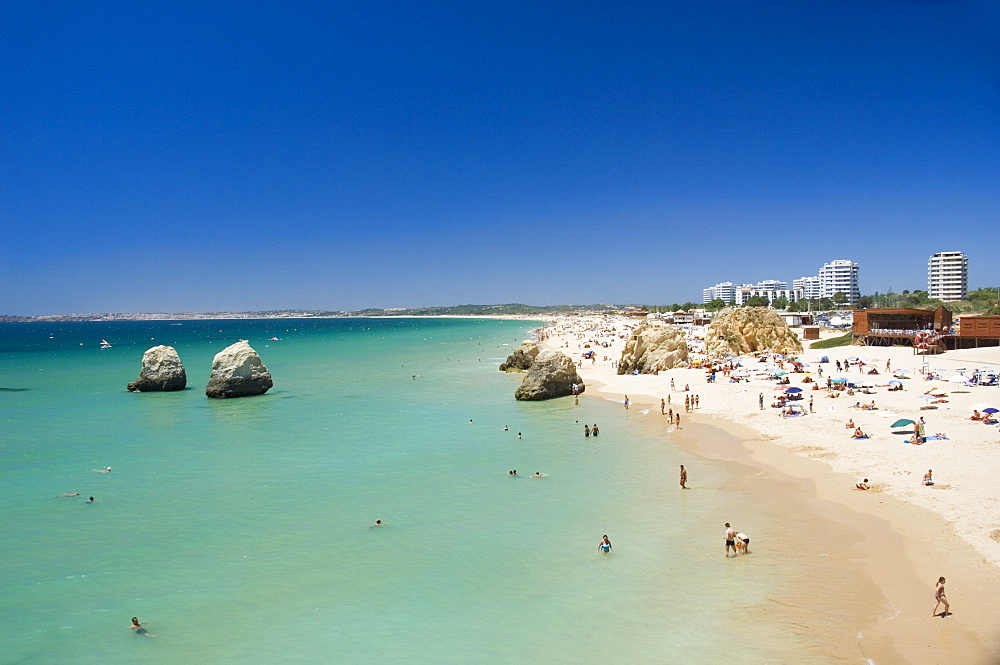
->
[0, 318, 844, 664]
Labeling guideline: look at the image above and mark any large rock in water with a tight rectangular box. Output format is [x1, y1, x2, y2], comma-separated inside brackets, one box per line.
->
[704, 307, 803, 357]
[499, 340, 540, 372]
[127, 345, 187, 392]
[205, 340, 273, 398]
[514, 349, 585, 401]
[617, 324, 688, 375]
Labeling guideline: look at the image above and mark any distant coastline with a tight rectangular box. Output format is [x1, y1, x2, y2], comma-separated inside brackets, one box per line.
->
[0, 304, 631, 323]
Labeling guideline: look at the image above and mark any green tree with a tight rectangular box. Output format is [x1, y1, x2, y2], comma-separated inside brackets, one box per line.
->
[855, 295, 874, 309]
[743, 295, 770, 307]
[771, 296, 789, 310]
[706, 298, 727, 312]
[832, 292, 849, 307]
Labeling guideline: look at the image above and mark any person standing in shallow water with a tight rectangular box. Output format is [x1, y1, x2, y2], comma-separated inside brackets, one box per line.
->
[725, 523, 737, 557]
[597, 535, 613, 553]
[584, 425, 591, 437]
[591, 424, 599, 437]
[623, 395, 630, 410]
[679, 464, 687, 489]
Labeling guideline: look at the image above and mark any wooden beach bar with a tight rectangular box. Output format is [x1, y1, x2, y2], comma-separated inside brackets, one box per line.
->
[852, 306, 1000, 352]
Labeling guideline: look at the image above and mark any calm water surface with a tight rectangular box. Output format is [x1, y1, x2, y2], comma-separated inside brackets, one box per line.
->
[1, 318, 851, 664]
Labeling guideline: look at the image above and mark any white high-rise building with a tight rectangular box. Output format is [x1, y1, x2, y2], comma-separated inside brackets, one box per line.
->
[818, 260, 859, 304]
[928, 251, 968, 301]
[702, 282, 736, 304]
[793, 276, 823, 300]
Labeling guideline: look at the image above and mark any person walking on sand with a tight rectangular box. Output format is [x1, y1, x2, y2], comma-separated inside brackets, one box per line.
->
[725, 523, 738, 557]
[668, 408, 673, 424]
[679, 464, 687, 489]
[597, 535, 613, 553]
[661, 398, 665, 415]
[675, 414, 681, 429]
[759, 393, 764, 410]
[932, 577, 950, 616]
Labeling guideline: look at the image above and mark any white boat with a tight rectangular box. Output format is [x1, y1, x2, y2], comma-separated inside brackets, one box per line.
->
[100, 339, 112, 349]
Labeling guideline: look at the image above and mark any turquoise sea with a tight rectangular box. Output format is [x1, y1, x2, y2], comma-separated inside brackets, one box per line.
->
[1, 318, 862, 664]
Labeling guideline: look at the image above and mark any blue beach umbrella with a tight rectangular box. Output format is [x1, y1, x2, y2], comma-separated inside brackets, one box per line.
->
[831, 377, 848, 383]
[888, 380, 903, 386]
[785, 387, 803, 393]
[984, 408, 999, 414]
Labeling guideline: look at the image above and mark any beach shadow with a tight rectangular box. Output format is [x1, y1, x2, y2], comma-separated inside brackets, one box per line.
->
[0, 387, 31, 392]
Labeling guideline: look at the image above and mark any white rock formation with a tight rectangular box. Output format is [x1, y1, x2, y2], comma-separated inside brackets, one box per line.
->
[205, 340, 273, 398]
[127, 345, 186, 391]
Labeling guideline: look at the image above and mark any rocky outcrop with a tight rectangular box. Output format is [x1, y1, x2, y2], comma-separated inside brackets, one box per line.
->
[514, 349, 584, 401]
[617, 325, 688, 375]
[127, 345, 187, 392]
[704, 307, 803, 357]
[205, 340, 273, 398]
[499, 340, 540, 372]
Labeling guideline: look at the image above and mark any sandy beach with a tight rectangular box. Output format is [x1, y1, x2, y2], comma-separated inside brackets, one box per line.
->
[534, 316, 1000, 664]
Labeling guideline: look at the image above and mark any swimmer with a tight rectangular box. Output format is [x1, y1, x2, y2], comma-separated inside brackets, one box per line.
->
[94, 467, 111, 473]
[597, 535, 613, 553]
[503, 426, 509, 431]
[517, 432, 522, 439]
[530, 472, 544, 478]
[130, 617, 154, 636]
[85, 497, 96, 503]
[369, 519, 387, 528]
[56, 493, 80, 498]
[468, 419, 473, 424]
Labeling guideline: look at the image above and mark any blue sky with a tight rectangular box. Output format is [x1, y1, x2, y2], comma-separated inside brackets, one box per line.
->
[2, 1, 997, 314]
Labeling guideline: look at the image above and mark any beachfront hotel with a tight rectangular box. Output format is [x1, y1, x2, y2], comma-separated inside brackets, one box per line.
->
[818, 259, 860, 303]
[927, 251, 968, 302]
[704, 259, 859, 306]
[702, 280, 801, 305]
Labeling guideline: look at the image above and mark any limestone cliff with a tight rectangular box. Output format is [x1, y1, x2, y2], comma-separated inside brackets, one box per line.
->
[499, 340, 540, 372]
[617, 325, 688, 374]
[514, 349, 584, 401]
[205, 340, 273, 398]
[704, 308, 802, 357]
[127, 345, 187, 392]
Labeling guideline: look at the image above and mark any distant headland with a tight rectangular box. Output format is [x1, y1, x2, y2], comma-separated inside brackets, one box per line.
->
[0, 304, 636, 322]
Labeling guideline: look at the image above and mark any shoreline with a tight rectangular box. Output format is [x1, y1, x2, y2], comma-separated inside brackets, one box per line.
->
[535, 317, 1000, 663]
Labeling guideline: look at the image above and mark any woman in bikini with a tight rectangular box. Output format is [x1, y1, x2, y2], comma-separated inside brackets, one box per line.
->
[932, 577, 950, 616]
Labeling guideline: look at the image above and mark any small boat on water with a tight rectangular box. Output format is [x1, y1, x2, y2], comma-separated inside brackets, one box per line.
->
[100, 339, 112, 349]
